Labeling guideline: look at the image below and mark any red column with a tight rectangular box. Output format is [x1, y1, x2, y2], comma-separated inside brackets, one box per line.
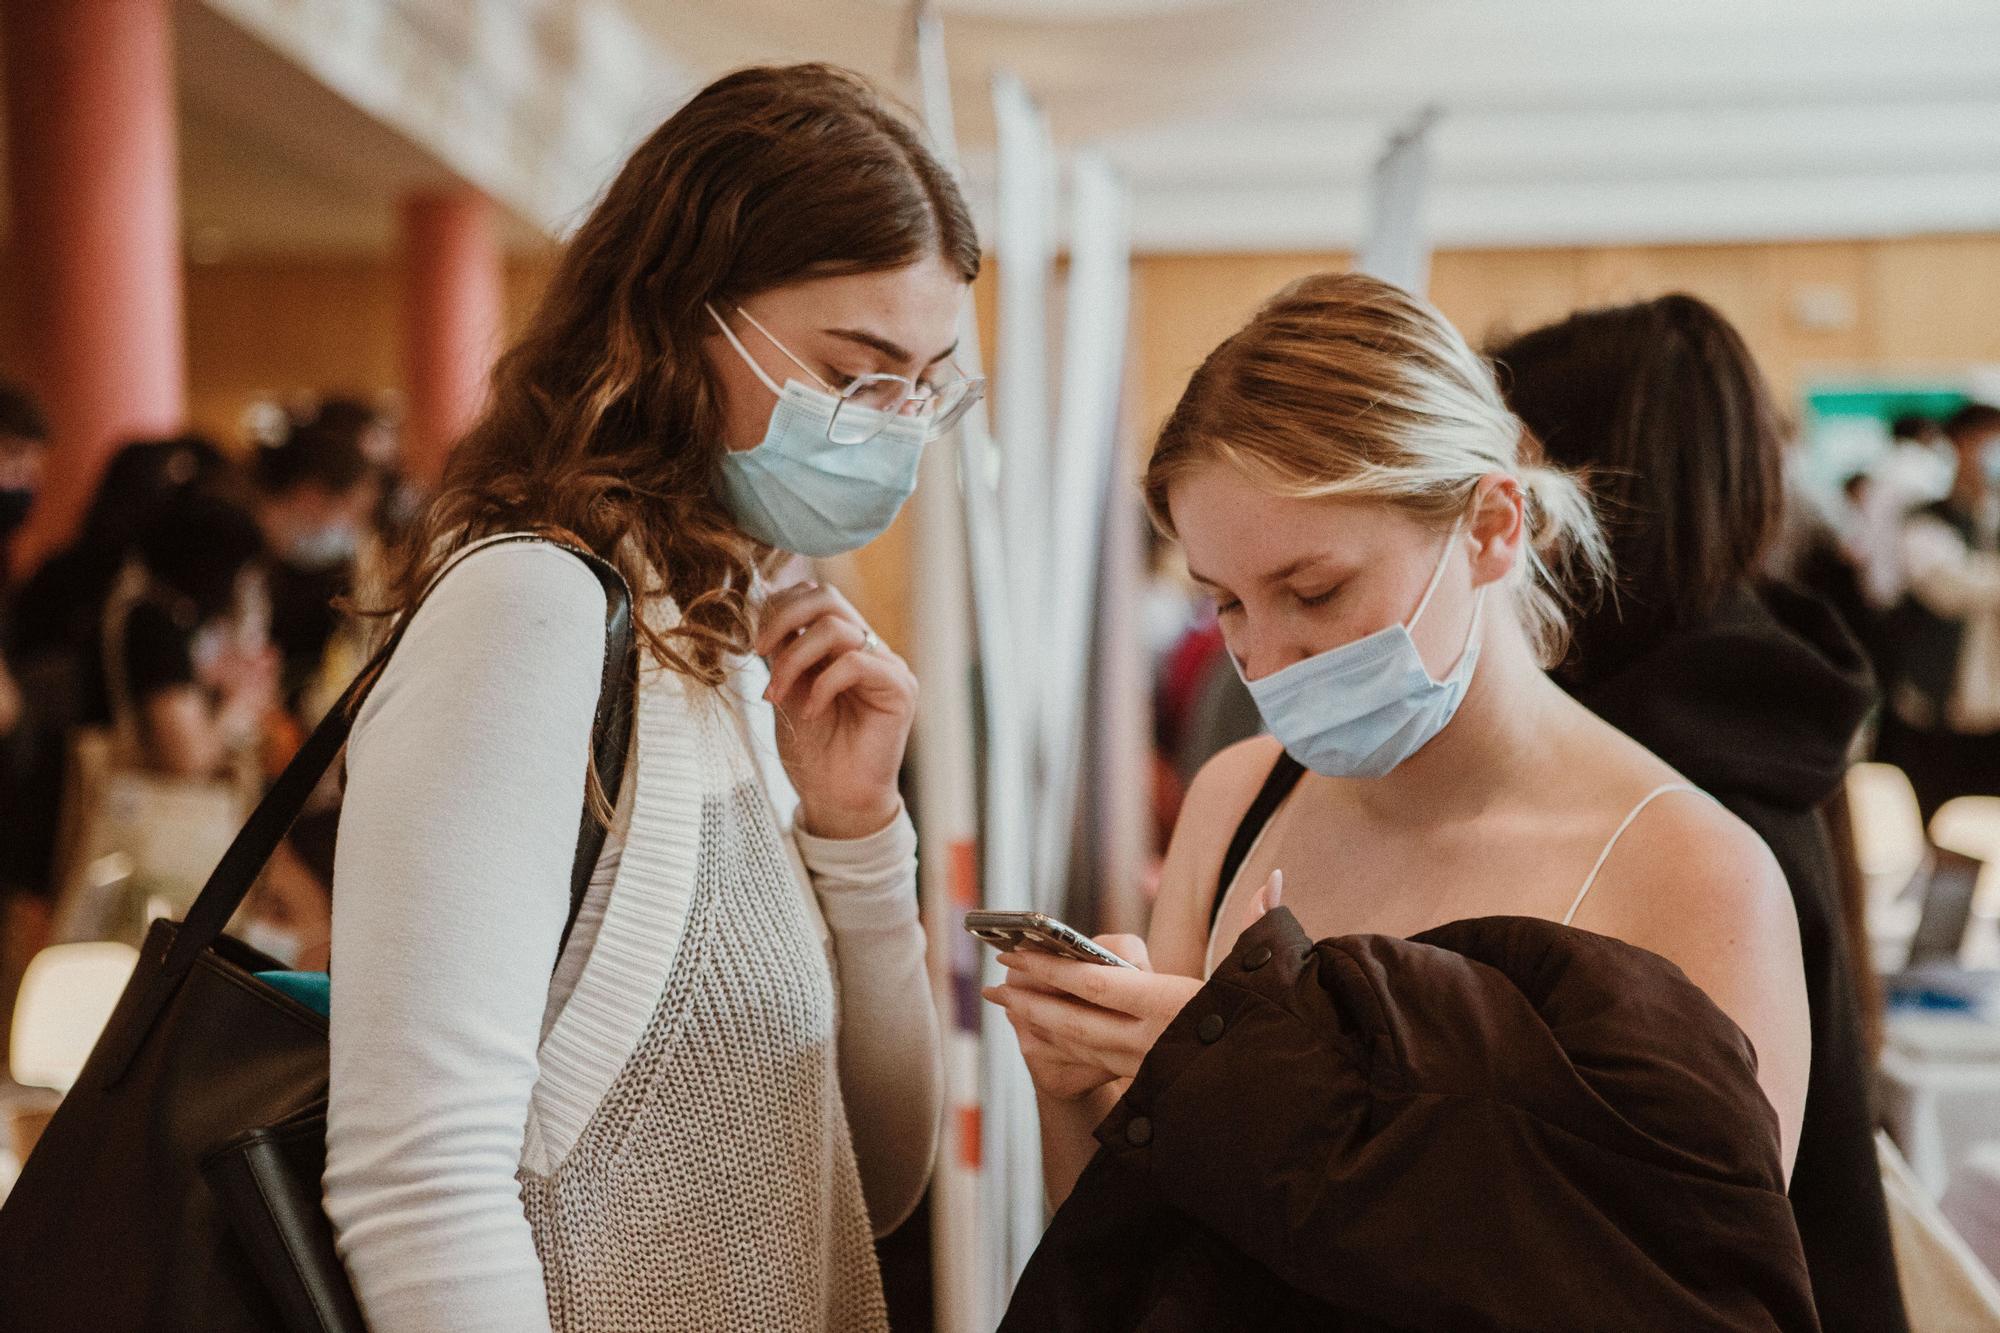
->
[2, 0, 187, 570]
[400, 190, 505, 486]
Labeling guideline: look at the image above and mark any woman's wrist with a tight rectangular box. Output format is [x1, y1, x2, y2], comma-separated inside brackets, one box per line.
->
[796, 792, 903, 842]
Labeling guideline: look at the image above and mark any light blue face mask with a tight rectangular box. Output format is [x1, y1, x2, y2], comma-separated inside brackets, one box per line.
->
[1238, 518, 1486, 780]
[707, 304, 927, 558]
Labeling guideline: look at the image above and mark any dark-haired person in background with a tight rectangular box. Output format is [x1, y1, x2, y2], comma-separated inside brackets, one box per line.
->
[0, 380, 50, 740]
[252, 417, 378, 713]
[0, 379, 48, 589]
[5, 432, 238, 669]
[1495, 294, 1906, 1333]
[0, 380, 51, 1035]
[92, 490, 277, 780]
[3, 432, 238, 915]
[307, 394, 420, 539]
[1882, 401, 2000, 818]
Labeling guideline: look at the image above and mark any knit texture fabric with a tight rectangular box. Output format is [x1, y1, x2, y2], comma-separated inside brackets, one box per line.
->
[518, 681, 887, 1332]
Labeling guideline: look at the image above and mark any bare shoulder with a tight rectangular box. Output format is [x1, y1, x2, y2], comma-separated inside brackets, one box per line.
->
[1147, 735, 1288, 975]
[1576, 786, 1809, 1171]
[1581, 790, 1796, 959]
[1181, 735, 1288, 847]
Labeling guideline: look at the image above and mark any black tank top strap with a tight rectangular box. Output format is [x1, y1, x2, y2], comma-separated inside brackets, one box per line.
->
[1211, 751, 1306, 931]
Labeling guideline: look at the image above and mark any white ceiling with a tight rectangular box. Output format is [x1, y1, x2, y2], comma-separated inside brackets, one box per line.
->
[653, 0, 2000, 250]
[7, 0, 1999, 257]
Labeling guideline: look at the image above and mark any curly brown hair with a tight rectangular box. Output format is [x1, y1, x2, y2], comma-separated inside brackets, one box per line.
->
[372, 64, 978, 697]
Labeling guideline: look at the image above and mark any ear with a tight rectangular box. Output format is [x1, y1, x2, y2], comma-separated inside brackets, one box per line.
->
[1466, 472, 1525, 590]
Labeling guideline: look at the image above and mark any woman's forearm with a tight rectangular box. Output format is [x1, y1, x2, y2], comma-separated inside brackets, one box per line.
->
[799, 809, 943, 1236]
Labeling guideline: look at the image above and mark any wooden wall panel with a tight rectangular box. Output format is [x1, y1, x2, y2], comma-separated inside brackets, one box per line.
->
[1865, 236, 2000, 368]
[8, 231, 2000, 646]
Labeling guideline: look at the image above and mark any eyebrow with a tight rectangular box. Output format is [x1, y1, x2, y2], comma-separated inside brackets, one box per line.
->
[1187, 555, 1336, 592]
[826, 327, 959, 368]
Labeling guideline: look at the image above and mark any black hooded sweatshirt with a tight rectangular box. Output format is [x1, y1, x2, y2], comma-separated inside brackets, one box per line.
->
[1566, 580, 1905, 1333]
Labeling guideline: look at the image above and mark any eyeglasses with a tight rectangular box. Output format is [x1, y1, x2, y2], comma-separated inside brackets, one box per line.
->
[724, 304, 987, 447]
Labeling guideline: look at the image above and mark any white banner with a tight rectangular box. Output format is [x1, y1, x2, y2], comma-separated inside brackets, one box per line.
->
[1356, 106, 1442, 296]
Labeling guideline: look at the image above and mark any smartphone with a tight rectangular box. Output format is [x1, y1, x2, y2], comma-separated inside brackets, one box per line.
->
[963, 910, 1137, 968]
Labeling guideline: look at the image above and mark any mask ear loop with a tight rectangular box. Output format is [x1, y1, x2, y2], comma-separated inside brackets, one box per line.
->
[705, 303, 786, 397]
[1407, 513, 1467, 630]
[1407, 512, 1487, 683]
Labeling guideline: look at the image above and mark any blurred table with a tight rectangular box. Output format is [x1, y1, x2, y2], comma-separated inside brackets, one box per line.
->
[1944, 1144, 2000, 1285]
[1881, 1004, 2000, 1199]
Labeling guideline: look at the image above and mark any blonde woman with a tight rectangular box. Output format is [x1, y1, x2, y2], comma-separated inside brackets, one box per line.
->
[990, 275, 1818, 1330]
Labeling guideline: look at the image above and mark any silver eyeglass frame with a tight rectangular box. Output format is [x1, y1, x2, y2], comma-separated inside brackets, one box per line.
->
[709, 302, 987, 446]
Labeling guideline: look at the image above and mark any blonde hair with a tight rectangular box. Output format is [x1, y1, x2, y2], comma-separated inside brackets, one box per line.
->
[1144, 272, 1610, 666]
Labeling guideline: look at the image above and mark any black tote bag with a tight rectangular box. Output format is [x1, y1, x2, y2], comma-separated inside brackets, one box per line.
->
[0, 535, 635, 1332]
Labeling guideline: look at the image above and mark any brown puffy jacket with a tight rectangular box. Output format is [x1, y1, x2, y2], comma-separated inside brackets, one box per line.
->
[1000, 908, 1820, 1332]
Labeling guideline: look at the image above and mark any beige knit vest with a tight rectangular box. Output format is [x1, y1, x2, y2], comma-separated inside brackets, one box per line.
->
[516, 651, 888, 1331]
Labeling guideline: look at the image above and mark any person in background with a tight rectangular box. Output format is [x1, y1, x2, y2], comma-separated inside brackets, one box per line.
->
[0, 380, 50, 746]
[311, 394, 421, 540]
[1806, 470, 1900, 695]
[0, 434, 239, 915]
[1882, 401, 2000, 818]
[0, 380, 48, 587]
[1493, 293, 1904, 1333]
[6, 433, 239, 669]
[93, 491, 278, 780]
[1888, 411, 1955, 496]
[251, 418, 378, 713]
[0, 380, 51, 1047]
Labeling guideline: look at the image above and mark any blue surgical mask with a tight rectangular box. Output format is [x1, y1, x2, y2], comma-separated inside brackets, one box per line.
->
[1238, 519, 1485, 780]
[707, 304, 926, 558]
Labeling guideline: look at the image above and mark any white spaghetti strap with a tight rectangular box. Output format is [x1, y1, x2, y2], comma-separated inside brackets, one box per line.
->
[1560, 783, 1705, 927]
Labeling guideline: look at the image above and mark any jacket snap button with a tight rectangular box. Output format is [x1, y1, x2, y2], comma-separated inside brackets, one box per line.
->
[1197, 1013, 1225, 1044]
[1125, 1116, 1153, 1147]
[1241, 945, 1273, 972]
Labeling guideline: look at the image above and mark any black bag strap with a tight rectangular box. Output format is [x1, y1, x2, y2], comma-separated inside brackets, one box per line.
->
[1210, 751, 1305, 933]
[97, 533, 635, 1089]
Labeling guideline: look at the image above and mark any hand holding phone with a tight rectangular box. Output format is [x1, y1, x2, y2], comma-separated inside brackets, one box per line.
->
[963, 910, 1137, 968]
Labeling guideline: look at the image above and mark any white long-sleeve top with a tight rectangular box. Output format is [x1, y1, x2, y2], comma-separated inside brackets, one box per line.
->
[1903, 508, 2000, 732]
[324, 538, 939, 1331]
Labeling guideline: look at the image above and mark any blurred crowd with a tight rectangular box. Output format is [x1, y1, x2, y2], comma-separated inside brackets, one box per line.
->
[0, 386, 419, 1017]
[1820, 405, 2000, 819]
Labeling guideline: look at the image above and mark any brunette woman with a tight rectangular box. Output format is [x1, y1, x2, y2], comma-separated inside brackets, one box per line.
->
[324, 65, 982, 1332]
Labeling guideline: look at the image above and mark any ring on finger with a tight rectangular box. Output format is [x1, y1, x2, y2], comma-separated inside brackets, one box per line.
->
[861, 629, 882, 655]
